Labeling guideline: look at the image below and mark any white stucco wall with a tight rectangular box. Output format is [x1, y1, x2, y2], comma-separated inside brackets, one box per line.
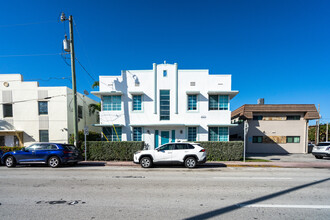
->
[96, 63, 238, 149]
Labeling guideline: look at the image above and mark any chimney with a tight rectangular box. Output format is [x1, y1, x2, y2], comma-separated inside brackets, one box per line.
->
[258, 98, 264, 105]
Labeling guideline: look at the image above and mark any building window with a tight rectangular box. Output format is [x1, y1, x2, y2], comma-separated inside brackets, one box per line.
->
[133, 95, 142, 111]
[103, 96, 121, 111]
[38, 101, 48, 115]
[39, 130, 49, 142]
[163, 70, 167, 77]
[160, 90, 170, 120]
[78, 105, 83, 119]
[253, 115, 263, 120]
[3, 104, 13, 117]
[133, 127, 142, 141]
[0, 136, 5, 146]
[287, 115, 300, 120]
[208, 127, 229, 141]
[286, 136, 300, 143]
[253, 136, 263, 143]
[103, 127, 122, 141]
[188, 127, 197, 141]
[209, 95, 229, 110]
[187, 95, 197, 111]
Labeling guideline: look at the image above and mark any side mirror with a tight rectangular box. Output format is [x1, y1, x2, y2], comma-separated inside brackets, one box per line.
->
[21, 147, 26, 152]
[156, 148, 160, 151]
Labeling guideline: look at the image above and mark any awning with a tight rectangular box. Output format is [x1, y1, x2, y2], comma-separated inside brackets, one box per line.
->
[186, 91, 200, 95]
[207, 124, 238, 127]
[128, 91, 145, 95]
[92, 124, 124, 127]
[91, 91, 123, 98]
[207, 90, 239, 99]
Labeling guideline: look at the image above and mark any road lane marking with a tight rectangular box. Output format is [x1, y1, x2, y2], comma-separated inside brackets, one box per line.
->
[238, 204, 330, 209]
[213, 177, 292, 180]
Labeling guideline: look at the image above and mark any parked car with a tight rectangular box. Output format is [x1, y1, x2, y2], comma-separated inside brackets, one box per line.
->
[1, 143, 82, 168]
[312, 142, 330, 159]
[134, 142, 207, 168]
[0, 150, 3, 165]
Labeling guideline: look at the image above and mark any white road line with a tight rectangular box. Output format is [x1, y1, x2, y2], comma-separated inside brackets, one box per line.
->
[238, 204, 330, 209]
[213, 177, 292, 180]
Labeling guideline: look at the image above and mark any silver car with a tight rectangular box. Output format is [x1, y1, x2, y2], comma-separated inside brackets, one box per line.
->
[312, 142, 330, 159]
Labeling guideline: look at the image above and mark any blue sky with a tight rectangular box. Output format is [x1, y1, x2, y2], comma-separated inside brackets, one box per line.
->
[1, 0, 329, 124]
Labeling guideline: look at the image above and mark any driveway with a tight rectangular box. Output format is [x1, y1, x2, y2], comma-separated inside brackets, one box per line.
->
[247, 153, 330, 162]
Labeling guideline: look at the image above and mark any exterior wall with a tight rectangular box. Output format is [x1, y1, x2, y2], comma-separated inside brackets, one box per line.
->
[0, 74, 100, 147]
[231, 112, 308, 154]
[97, 63, 236, 149]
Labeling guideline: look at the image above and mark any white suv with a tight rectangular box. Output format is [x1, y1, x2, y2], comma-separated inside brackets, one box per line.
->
[312, 142, 330, 159]
[134, 142, 207, 168]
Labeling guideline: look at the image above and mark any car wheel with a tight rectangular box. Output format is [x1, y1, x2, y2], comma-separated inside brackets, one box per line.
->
[315, 155, 323, 159]
[185, 157, 197, 169]
[48, 156, 60, 168]
[5, 156, 16, 168]
[140, 157, 152, 168]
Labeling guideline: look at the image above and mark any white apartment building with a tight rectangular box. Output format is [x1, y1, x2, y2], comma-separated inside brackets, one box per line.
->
[0, 74, 100, 147]
[92, 62, 238, 149]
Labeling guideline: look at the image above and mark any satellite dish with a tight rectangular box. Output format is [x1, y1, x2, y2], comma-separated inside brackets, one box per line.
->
[84, 90, 89, 96]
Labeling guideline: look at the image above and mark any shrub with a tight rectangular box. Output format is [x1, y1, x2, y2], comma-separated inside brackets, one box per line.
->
[81, 141, 144, 161]
[0, 146, 24, 154]
[197, 141, 243, 161]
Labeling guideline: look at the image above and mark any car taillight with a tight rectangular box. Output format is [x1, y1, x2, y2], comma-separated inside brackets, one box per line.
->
[63, 151, 73, 154]
[200, 149, 206, 152]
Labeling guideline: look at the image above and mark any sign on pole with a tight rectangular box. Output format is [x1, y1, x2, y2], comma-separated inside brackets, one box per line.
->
[84, 126, 89, 161]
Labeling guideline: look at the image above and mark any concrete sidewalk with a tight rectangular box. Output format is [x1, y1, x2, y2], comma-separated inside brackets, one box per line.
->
[79, 160, 330, 168]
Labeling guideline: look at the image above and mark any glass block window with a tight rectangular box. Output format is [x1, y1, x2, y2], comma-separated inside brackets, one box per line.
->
[38, 101, 48, 115]
[287, 115, 300, 120]
[208, 127, 229, 141]
[187, 95, 197, 111]
[253, 136, 263, 143]
[160, 90, 170, 120]
[103, 127, 122, 141]
[39, 130, 49, 142]
[133, 127, 142, 141]
[103, 96, 121, 111]
[209, 95, 229, 110]
[286, 136, 300, 143]
[133, 95, 142, 111]
[188, 127, 197, 141]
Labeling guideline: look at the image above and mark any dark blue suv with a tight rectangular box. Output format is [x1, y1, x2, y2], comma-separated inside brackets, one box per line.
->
[1, 143, 82, 168]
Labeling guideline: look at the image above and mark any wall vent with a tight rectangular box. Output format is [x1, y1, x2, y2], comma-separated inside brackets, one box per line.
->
[190, 82, 196, 86]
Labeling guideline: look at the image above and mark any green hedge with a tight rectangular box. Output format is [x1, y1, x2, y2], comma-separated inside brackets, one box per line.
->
[0, 146, 24, 153]
[197, 141, 243, 161]
[81, 141, 144, 161]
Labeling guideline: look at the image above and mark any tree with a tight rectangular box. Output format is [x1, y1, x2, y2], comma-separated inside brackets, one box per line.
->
[92, 81, 99, 89]
[89, 103, 101, 114]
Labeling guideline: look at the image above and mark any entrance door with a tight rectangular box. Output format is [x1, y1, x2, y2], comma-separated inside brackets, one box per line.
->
[161, 131, 170, 146]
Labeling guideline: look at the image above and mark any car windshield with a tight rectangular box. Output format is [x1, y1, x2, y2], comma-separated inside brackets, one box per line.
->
[62, 144, 77, 151]
[317, 143, 330, 146]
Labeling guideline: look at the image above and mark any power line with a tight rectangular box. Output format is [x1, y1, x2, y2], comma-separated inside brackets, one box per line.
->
[0, 53, 61, 58]
[75, 57, 97, 82]
[0, 20, 58, 28]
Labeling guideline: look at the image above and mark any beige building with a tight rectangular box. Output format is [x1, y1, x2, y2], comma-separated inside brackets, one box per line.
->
[0, 74, 100, 147]
[230, 104, 320, 154]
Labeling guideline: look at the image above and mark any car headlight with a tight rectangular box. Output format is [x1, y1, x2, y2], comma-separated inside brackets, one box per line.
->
[134, 151, 141, 155]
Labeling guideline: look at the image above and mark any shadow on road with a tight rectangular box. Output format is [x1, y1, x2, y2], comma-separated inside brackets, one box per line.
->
[185, 177, 330, 220]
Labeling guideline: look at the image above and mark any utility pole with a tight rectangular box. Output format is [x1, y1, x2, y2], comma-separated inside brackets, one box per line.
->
[326, 122, 329, 142]
[316, 104, 320, 145]
[61, 13, 78, 146]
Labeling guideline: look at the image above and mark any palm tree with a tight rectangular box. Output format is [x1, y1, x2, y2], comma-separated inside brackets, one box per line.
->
[92, 81, 99, 89]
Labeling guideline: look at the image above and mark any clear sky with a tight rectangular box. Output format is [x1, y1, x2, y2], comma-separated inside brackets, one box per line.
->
[1, 0, 329, 124]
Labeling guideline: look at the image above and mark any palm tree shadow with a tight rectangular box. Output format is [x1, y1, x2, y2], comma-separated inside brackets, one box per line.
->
[185, 177, 330, 220]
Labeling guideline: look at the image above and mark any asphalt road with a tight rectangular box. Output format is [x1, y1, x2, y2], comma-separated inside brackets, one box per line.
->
[0, 165, 329, 220]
